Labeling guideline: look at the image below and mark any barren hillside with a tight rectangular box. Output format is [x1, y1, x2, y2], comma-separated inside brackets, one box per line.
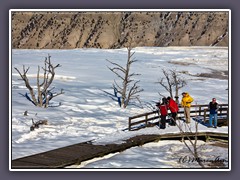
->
[11, 11, 229, 49]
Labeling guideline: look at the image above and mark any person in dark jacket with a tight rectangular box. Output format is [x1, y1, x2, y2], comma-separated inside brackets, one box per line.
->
[157, 97, 168, 129]
[167, 97, 179, 126]
[208, 98, 219, 128]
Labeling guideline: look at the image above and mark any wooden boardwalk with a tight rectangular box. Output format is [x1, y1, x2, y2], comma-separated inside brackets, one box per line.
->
[11, 131, 228, 169]
[128, 103, 228, 131]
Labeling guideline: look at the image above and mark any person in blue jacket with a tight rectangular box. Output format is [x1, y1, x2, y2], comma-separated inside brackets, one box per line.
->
[208, 98, 219, 128]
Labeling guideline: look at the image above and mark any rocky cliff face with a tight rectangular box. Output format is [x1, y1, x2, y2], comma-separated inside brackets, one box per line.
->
[11, 11, 229, 49]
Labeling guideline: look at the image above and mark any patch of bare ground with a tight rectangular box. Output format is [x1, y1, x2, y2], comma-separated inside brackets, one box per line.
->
[196, 70, 228, 80]
[168, 61, 193, 66]
[169, 60, 228, 80]
[207, 160, 228, 168]
[179, 70, 228, 80]
[205, 141, 228, 168]
[208, 141, 228, 148]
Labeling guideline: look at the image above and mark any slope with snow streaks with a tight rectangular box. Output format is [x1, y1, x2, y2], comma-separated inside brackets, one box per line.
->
[11, 11, 229, 49]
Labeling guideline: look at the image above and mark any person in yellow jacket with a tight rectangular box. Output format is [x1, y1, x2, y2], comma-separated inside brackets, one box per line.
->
[181, 92, 194, 123]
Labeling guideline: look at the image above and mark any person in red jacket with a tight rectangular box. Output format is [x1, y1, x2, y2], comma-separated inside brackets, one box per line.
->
[167, 96, 179, 126]
[157, 97, 168, 129]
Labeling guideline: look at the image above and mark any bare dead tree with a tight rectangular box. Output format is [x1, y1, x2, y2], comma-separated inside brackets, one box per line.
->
[171, 102, 206, 168]
[157, 68, 204, 167]
[14, 54, 64, 108]
[175, 118, 205, 168]
[107, 40, 143, 108]
[157, 68, 186, 103]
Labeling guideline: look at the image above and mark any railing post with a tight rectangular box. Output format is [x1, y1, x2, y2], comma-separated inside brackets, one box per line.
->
[199, 106, 201, 116]
[129, 117, 132, 131]
[227, 107, 229, 126]
[204, 109, 207, 122]
[145, 115, 148, 126]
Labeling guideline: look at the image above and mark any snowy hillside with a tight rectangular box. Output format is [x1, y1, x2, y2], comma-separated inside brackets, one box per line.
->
[10, 46, 229, 169]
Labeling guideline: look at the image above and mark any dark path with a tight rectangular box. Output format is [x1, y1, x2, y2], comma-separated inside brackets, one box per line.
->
[11, 132, 228, 169]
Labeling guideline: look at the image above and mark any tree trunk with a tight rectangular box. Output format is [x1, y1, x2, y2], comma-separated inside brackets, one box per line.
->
[14, 55, 64, 108]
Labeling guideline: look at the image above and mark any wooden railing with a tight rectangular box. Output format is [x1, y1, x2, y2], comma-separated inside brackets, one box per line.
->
[128, 104, 228, 131]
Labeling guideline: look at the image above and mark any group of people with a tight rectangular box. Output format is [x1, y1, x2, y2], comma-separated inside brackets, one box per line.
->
[156, 92, 219, 129]
[156, 96, 179, 129]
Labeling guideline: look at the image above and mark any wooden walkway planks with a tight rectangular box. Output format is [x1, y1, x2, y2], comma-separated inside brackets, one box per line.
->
[12, 142, 111, 168]
[11, 132, 228, 169]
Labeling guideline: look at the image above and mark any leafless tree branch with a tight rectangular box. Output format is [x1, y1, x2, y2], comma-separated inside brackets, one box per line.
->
[157, 68, 187, 103]
[14, 54, 63, 108]
[107, 42, 143, 108]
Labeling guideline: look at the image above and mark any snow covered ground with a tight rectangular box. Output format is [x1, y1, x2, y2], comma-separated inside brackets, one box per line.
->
[10, 46, 229, 170]
[67, 140, 228, 169]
